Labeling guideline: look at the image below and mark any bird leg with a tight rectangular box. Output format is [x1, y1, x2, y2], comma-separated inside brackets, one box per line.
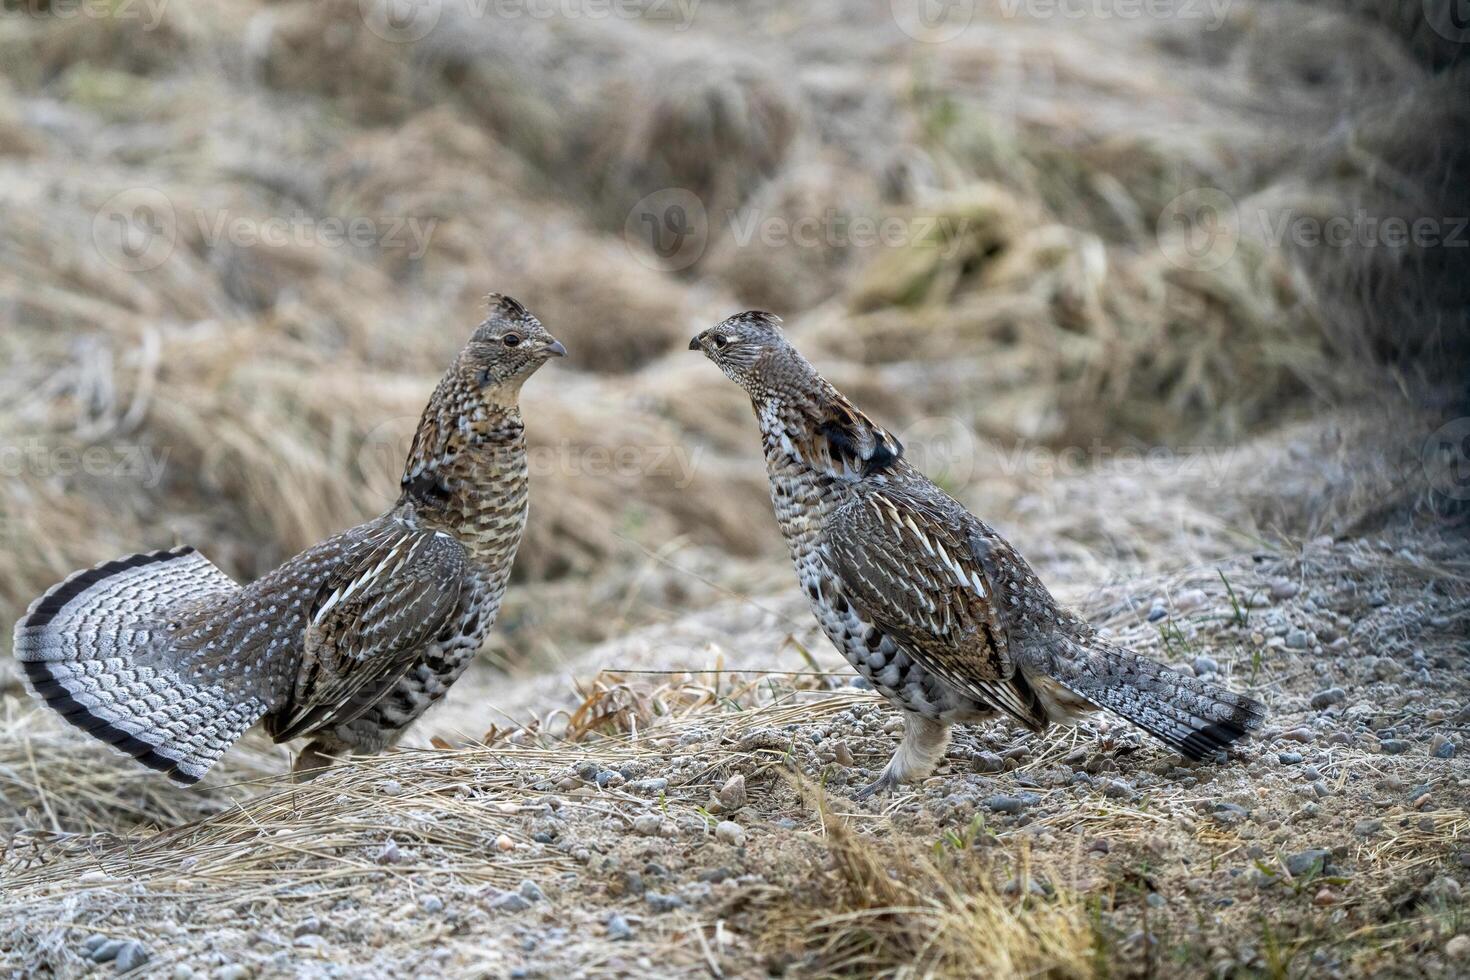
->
[291, 741, 340, 783]
[853, 713, 951, 798]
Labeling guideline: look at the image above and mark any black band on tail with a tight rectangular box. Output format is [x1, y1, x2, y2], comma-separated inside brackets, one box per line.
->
[19, 659, 198, 784]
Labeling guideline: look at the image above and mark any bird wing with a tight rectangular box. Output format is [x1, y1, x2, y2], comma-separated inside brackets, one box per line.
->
[269, 525, 465, 742]
[823, 483, 1049, 730]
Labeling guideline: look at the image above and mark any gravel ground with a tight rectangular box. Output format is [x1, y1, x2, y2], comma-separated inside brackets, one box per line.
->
[3, 421, 1467, 979]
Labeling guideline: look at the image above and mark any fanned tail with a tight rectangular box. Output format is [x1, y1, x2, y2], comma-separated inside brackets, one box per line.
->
[13, 547, 267, 785]
[1062, 637, 1266, 761]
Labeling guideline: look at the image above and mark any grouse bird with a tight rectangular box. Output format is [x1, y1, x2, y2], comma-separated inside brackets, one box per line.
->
[691, 312, 1265, 796]
[14, 295, 565, 784]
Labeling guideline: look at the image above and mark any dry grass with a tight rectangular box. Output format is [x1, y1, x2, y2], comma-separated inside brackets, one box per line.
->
[762, 802, 1097, 978]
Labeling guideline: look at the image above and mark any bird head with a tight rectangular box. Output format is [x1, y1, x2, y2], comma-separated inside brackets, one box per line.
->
[459, 294, 566, 398]
[689, 311, 815, 401]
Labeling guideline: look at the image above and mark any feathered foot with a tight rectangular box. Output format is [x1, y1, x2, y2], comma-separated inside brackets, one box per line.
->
[291, 741, 340, 783]
[851, 713, 950, 799]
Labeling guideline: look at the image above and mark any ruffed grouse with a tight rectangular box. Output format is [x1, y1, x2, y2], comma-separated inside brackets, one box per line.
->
[691, 312, 1265, 796]
[15, 295, 564, 784]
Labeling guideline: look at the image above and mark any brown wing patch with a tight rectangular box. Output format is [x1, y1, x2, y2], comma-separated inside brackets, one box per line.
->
[825, 485, 1051, 730]
[268, 526, 465, 742]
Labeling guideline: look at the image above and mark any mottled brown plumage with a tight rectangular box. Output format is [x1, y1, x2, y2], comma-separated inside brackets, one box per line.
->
[692, 312, 1265, 795]
[15, 295, 564, 783]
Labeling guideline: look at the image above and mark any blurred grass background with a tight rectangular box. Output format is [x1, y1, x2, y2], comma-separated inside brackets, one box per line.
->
[0, 0, 1465, 680]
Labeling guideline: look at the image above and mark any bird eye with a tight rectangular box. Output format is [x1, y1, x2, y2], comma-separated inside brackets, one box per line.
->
[711, 335, 731, 349]
[503, 334, 521, 347]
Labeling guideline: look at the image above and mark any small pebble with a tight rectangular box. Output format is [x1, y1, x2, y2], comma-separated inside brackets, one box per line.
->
[519, 880, 546, 903]
[632, 814, 663, 836]
[114, 941, 149, 973]
[631, 777, 668, 793]
[645, 892, 685, 912]
[1447, 935, 1470, 959]
[489, 892, 531, 913]
[984, 795, 1027, 815]
[1270, 579, 1299, 600]
[1309, 688, 1346, 710]
[972, 751, 1005, 774]
[1379, 739, 1411, 755]
[90, 940, 125, 963]
[377, 840, 401, 865]
[1285, 849, 1331, 877]
[831, 741, 855, 767]
[606, 913, 633, 940]
[420, 895, 444, 914]
[1353, 819, 1383, 837]
[1285, 629, 1312, 649]
[715, 821, 746, 847]
[1176, 589, 1207, 610]
[1429, 877, 1463, 903]
[717, 774, 747, 811]
[1192, 655, 1219, 676]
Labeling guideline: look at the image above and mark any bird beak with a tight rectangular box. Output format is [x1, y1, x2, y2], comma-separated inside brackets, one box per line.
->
[688, 335, 702, 351]
[544, 339, 567, 358]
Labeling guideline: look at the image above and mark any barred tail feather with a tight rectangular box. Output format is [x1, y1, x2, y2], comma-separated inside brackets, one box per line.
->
[1067, 640, 1266, 761]
[13, 547, 265, 785]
